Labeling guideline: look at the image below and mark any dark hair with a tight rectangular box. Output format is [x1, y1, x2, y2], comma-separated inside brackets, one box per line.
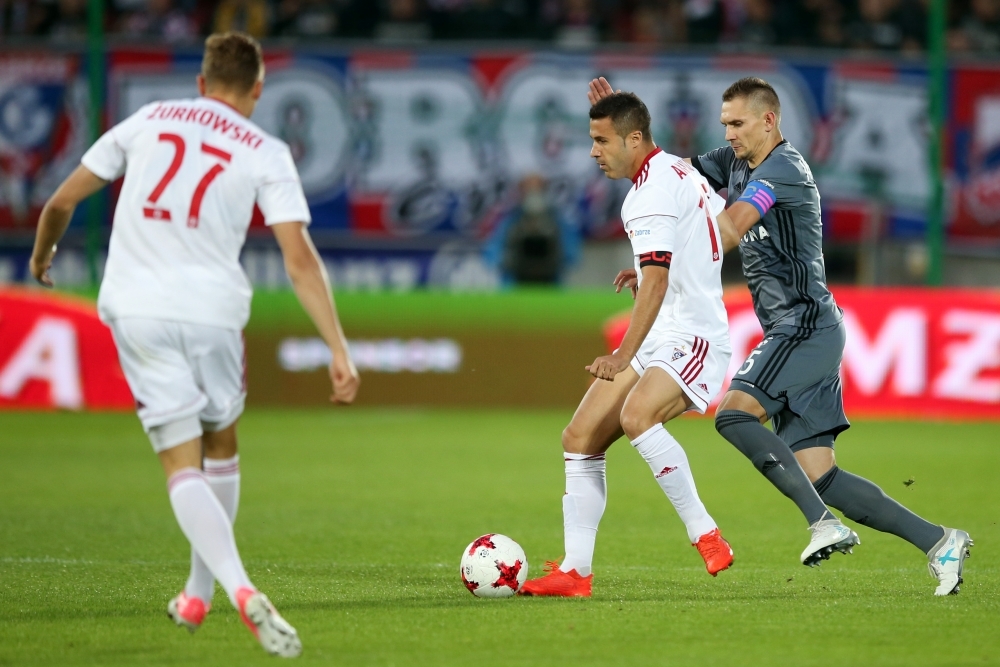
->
[722, 77, 781, 120]
[202, 32, 264, 93]
[589, 92, 653, 143]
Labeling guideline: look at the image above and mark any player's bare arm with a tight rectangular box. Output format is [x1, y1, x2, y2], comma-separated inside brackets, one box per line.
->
[272, 221, 360, 404]
[719, 201, 760, 240]
[718, 207, 749, 252]
[587, 264, 668, 381]
[30, 166, 107, 287]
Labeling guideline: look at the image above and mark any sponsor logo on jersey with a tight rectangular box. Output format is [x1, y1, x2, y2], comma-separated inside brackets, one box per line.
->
[741, 224, 771, 244]
[697, 383, 708, 392]
[629, 229, 651, 238]
[672, 348, 686, 361]
[758, 179, 775, 189]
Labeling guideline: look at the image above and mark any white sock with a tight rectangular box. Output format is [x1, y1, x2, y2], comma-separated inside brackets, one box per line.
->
[185, 455, 240, 603]
[168, 468, 253, 608]
[560, 452, 607, 577]
[631, 424, 717, 543]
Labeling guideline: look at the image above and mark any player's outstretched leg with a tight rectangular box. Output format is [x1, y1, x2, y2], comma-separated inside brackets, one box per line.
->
[620, 367, 732, 576]
[714, 393, 858, 566]
[811, 463, 971, 595]
[520, 369, 637, 598]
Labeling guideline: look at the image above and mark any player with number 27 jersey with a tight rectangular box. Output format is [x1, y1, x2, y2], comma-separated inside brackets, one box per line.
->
[84, 97, 310, 330]
[622, 148, 730, 412]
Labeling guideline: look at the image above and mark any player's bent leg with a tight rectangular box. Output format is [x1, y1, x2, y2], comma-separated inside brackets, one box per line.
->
[185, 422, 242, 607]
[620, 368, 732, 576]
[157, 428, 299, 654]
[714, 390, 859, 566]
[520, 369, 637, 598]
[561, 366, 639, 455]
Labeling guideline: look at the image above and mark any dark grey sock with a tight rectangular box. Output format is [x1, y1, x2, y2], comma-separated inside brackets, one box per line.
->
[814, 466, 945, 554]
[715, 410, 830, 525]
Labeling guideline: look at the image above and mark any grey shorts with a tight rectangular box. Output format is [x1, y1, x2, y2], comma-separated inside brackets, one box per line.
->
[728, 322, 850, 450]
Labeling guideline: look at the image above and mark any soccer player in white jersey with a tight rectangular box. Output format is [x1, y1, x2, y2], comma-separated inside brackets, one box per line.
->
[28, 33, 359, 657]
[520, 92, 735, 597]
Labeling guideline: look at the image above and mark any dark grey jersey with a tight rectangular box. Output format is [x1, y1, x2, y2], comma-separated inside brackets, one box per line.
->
[693, 141, 842, 332]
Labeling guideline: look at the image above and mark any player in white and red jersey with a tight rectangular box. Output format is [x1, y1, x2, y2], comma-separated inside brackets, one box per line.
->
[521, 92, 735, 598]
[29, 33, 359, 657]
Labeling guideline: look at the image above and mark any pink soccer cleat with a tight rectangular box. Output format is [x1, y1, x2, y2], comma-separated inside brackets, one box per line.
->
[167, 592, 209, 633]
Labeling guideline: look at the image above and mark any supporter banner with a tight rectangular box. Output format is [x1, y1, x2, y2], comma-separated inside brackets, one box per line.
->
[0, 54, 89, 229]
[101, 48, 1000, 244]
[606, 287, 1000, 420]
[0, 289, 133, 410]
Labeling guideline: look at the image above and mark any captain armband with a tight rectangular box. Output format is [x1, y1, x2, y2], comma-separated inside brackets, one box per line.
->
[737, 180, 777, 217]
[638, 251, 672, 269]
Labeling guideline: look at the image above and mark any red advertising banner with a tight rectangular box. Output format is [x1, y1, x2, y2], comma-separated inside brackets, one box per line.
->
[0, 289, 133, 410]
[605, 287, 1000, 420]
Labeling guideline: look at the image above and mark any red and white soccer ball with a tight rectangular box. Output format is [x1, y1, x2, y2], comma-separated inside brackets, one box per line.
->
[460, 534, 528, 598]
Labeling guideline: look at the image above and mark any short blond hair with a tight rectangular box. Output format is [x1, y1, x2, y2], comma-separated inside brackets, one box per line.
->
[202, 32, 263, 93]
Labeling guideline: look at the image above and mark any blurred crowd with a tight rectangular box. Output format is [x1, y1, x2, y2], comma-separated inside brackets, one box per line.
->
[2, 0, 999, 51]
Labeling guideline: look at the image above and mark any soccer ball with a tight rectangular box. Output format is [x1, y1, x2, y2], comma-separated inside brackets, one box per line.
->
[460, 534, 528, 598]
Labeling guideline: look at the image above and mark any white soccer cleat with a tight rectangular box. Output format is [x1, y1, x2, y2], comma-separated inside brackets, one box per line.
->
[927, 527, 973, 596]
[237, 588, 302, 658]
[801, 517, 860, 566]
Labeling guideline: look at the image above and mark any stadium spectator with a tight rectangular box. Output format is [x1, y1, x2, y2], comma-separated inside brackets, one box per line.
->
[119, 0, 198, 41]
[684, 0, 723, 43]
[435, 0, 521, 40]
[483, 174, 580, 285]
[951, 0, 1000, 50]
[734, 0, 777, 46]
[623, 0, 686, 44]
[845, 0, 925, 51]
[213, 0, 269, 38]
[374, 0, 431, 42]
[48, 0, 88, 40]
[272, 0, 339, 37]
[0, 0, 38, 36]
[552, 0, 601, 47]
[338, 0, 381, 36]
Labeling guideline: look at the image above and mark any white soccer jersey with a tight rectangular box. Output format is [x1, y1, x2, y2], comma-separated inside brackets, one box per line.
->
[622, 148, 729, 345]
[83, 97, 311, 330]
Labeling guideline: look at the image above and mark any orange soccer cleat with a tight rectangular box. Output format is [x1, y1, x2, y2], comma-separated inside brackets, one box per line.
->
[518, 561, 593, 597]
[694, 528, 734, 576]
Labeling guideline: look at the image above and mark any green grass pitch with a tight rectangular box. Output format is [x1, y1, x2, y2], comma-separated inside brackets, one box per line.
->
[1, 409, 997, 666]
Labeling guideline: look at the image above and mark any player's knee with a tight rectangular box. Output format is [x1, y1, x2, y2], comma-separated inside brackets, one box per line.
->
[561, 424, 588, 453]
[619, 404, 653, 441]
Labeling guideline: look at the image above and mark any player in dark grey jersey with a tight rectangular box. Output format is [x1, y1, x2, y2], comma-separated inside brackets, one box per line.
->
[588, 76, 971, 595]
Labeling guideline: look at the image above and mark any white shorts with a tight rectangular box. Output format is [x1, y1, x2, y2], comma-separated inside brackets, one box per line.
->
[630, 333, 731, 414]
[110, 318, 246, 452]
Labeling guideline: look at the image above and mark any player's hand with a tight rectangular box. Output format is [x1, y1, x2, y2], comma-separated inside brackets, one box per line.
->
[329, 351, 360, 404]
[613, 268, 638, 300]
[586, 352, 629, 381]
[29, 245, 56, 288]
[587, 77, 618, 106]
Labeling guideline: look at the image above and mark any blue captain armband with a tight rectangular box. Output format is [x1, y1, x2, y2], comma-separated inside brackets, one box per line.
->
[738, 181, 777, 217]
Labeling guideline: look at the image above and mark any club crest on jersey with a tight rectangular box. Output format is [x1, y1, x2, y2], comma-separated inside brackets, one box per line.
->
[742, 224, 771, 244]
[672, 348, 686, 361]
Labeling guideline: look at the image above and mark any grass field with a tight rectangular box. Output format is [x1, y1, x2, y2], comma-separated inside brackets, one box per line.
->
[1, 409, 998, 666]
